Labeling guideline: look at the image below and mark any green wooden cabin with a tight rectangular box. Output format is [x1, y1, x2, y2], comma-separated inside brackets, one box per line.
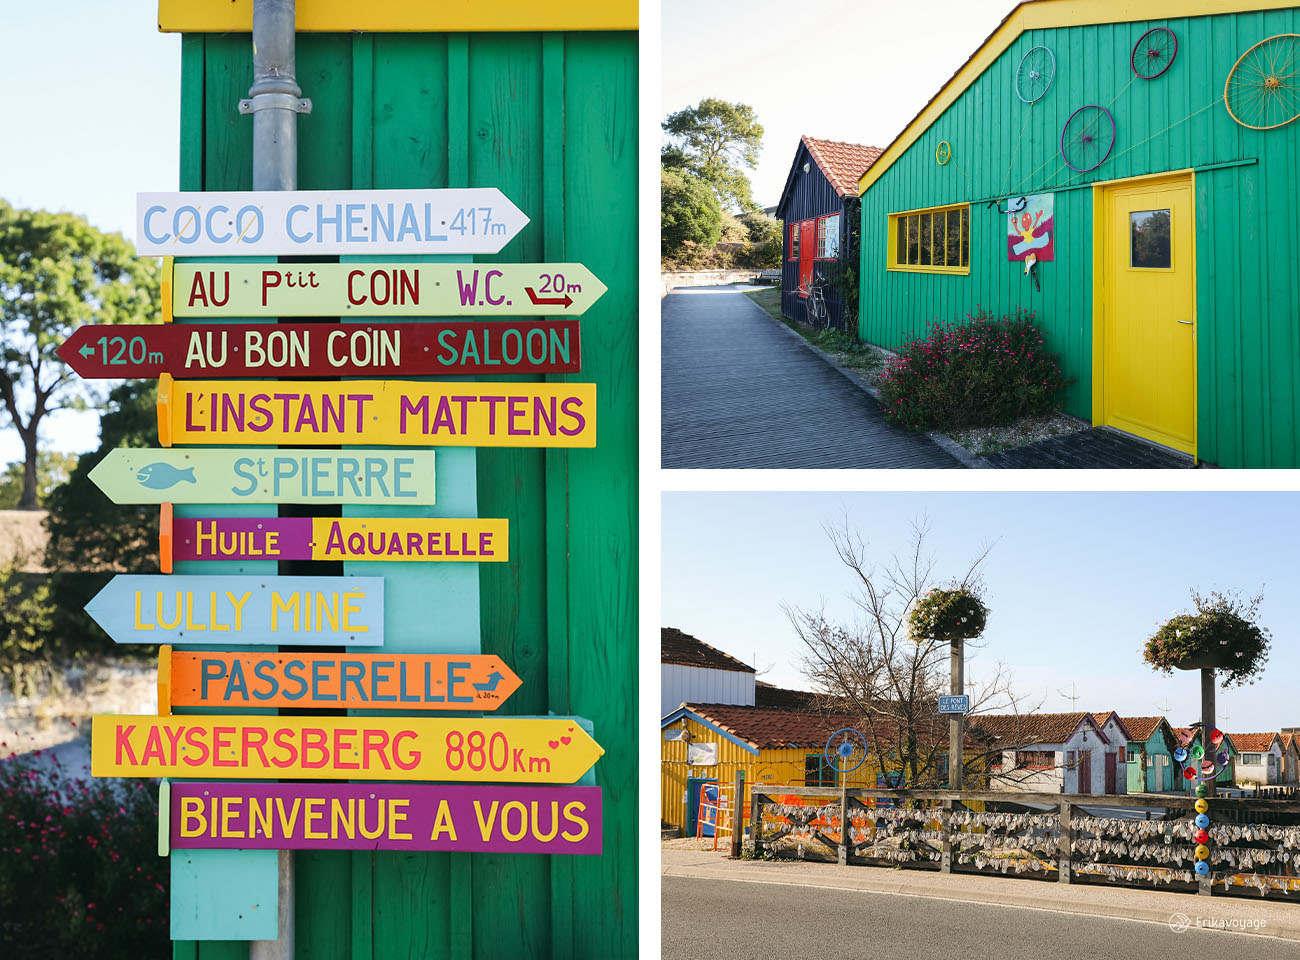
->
[857, 0, 1300, 467]
[1120, 716, 1178, 793]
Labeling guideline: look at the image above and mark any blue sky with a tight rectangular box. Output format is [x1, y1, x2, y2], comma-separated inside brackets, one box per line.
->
[663, 492, 1299, 732]
[1, 0, 179, 463]
[662, 0, 1014, 208]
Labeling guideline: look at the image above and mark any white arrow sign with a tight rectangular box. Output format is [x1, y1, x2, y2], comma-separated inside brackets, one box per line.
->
[136, 188, 529, 256]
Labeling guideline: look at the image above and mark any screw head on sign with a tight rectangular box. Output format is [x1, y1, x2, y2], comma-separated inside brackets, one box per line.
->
[1195, 813, 1210, 830]
[1195, 844, 1210, 860]
[1194, 798, 1209, 814]
[1195, 860, 1210, 877]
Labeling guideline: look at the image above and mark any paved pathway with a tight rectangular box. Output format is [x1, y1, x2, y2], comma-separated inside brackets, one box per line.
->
[663, 876, 1297, 960]
[661, 286, 961, 469]
[980, 427, 1196, 469]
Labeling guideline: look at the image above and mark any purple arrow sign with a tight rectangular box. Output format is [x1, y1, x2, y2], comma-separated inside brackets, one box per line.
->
[166, 782, 602, 855]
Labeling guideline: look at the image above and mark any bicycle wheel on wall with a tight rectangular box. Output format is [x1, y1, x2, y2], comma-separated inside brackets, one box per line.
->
[1060, 105, 1116, 172]
[1224, 34, 1300, 130]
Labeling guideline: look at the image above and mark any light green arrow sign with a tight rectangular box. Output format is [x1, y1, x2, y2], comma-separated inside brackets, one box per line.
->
[170, 262, 607, 319]
[89, 448, 436, 505]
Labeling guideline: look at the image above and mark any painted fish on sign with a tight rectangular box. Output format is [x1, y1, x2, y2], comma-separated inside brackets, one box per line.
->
[89, 448, 435, 505]
[165, 782, 602, 855]
[86, 575, 384, 646]
[157, 374, 596, 448]
[135, 188, 528, 256]
[92, 715, 605, 783]
[160, 647, 523, 712]
[170, 262, 606, 318]
[166, 515, 507, 565]
[58, 319, 582, 378]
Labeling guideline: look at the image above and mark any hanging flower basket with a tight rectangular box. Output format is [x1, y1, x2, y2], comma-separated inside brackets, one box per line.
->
[909, 587, 988, 642]
[1143, 591, 1271, 688]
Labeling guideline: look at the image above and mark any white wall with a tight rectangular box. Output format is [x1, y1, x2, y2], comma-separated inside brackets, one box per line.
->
[661, 663, 755, 716]
[1235, 746, 1282, 786]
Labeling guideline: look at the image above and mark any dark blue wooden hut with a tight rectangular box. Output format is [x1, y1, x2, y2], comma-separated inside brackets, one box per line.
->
[775, 136, 881, 330]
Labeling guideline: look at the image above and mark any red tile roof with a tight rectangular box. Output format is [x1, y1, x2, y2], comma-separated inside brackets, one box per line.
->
[685, 703, 958, 751]
[1229, 732, 1282, 753]
[1090, 711, 1132, 742]
[968, 712, 1105, 746]
[802, 137, 883, 197]
[1281, 732, 1298, 754]
[661, 627, 754, 673]
[1119, 716, 1169, 743]
[754, 681, 831, 710]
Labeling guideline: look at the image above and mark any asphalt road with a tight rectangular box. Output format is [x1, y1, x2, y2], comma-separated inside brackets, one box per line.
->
[662, 876, 1300, 960]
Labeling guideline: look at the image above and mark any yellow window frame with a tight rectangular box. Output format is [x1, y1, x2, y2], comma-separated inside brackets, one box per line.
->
[887, 203, 971, 275]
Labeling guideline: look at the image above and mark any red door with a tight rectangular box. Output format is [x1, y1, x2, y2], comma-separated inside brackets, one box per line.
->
[1104, 752, 1117, 794]
[1077, 750, 1091, 794]
[798, 218, 815, 296]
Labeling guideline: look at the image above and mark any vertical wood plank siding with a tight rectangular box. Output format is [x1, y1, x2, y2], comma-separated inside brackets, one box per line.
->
[858, 9, 1300, 467]
[779, 144, 853, 329]
[174, 30, 637, 960]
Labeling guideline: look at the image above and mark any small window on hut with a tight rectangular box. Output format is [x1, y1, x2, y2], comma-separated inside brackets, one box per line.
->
[888, 203, 970, 274]
[789, 222, 800, 260]
[804, 753, 835, 787]
[818, 213, 841, 259]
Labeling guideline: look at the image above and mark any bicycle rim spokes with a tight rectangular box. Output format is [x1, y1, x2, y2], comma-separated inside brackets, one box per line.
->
[1225, 34, 1300, 130]
[1016, 45, 1055, 103]
[825, 727, 868, 775]
[1133, 26, 1177, 79]
[1060, 105, 1116, 172]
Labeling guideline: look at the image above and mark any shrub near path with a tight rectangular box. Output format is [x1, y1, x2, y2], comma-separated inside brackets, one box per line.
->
[878, 309, 1072, 433]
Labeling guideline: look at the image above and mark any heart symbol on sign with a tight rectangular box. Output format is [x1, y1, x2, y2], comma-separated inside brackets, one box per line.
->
[561, 736, 571, 746]
[548, 740, 559, 749]
[568, 727, 574, 732]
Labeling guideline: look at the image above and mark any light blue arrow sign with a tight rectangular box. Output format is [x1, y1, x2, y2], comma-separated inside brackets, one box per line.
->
[937, 695, 970, 715]
[86, 575, 385, 647]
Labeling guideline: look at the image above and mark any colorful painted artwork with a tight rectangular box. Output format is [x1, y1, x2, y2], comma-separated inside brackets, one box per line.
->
[1007, 192, 1054, 262]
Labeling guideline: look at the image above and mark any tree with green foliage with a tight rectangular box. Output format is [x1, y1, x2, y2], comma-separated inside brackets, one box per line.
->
[738, 212, 783, 269]
[0, 451, 78, 508]
[662, 98, 765, 212]
[0, 202, 160, 509]
[44, 380, 158, 575]
[661, 168, 722, 259]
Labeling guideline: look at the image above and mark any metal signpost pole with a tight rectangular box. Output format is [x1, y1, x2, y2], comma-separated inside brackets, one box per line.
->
[949, 638, 964, 791]
[246, 1, 305, 955]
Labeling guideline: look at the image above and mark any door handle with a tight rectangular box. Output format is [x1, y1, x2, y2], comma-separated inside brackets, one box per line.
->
[1176, 319, 1193, 325]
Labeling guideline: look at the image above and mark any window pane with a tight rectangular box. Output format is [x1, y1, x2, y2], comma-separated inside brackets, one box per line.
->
[791, 223, 799, 259]
[825, 214, 840, 258]
[1131, 209, 1171, 268]
[907, 216, 919, 264]
[933, 211, 946, 266]
[947, 209, 961, 266]
[960, 207, 969, 266]
[918, 212, 932, 266]
[896, 216, 906, 264]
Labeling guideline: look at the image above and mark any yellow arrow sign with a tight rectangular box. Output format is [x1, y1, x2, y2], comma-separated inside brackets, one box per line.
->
[157, 374, 595, 448]
[92, 714, 603, 783]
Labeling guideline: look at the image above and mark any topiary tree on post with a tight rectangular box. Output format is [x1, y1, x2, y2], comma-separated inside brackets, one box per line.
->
[909, 586, 989, 791]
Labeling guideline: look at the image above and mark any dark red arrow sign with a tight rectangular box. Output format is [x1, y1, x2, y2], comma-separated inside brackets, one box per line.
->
[57, 319, 581, 378]
[525, 287, 574, 309]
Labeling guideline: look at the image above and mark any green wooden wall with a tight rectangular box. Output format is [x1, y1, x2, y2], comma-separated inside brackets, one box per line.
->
[858, 7, 1300, 467]
[171, 29, 637, 959]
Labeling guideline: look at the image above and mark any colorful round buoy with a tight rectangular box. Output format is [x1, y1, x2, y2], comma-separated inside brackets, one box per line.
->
[1195, 860, 1210, 877]
[1216, 750, 1231, 766]
[1195, 798, 1209, 814]
[1210, 728, 1224, 745]
[1195, 813, 1210, 829]
[1195, 784, 1208, 797]
[1191, 743, 1205, 760]
[1195, 829, 1209, 844]
[1195, 843, 1210, 860]
[1173, 747, 1188, 762]
[1182, 767, 1196, 781]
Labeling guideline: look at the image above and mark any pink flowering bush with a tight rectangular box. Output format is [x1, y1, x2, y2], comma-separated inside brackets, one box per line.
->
[877, 308, 1071, 431]
[0, 746, 167, 957]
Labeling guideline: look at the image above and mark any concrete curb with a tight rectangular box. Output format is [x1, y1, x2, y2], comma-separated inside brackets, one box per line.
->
[737, 293, 974, 468]
[663, 853, 1300, 942]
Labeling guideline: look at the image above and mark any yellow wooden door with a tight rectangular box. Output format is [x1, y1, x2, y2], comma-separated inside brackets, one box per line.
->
[1100, 176, 1196, 454]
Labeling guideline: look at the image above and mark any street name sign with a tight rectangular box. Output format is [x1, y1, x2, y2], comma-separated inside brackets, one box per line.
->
[58, 319, 582, 378]
[167, 515, 507, 564]
[157, 374, 596, 448]
[938, 695, 970, 715]
[161, 647, 523, 712]
[168, 262, 606, 318]
[89, 448, 436, 505]
[86, 575, 384, 647]
[165, 782, 602, 855]
[92, 715, 605, 783]
[136, 189, 528, 256]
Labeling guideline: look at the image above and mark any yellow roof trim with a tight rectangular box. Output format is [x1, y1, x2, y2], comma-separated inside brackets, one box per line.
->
[158, 0, 638, 33]
[858, 0, 1296, 195]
